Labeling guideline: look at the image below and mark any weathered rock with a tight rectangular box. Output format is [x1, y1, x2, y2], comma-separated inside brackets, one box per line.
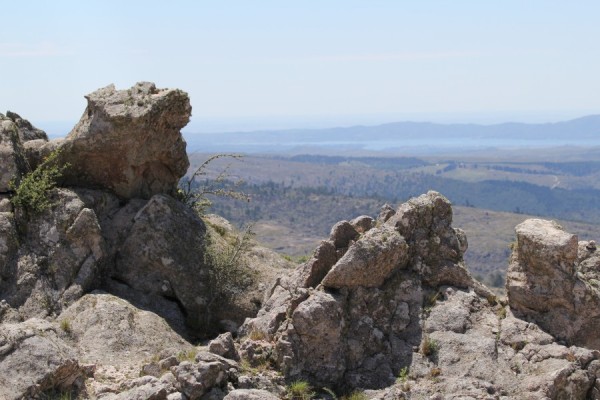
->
[0, 189, 106, 320]
[111, 194, 209, 332]
[104, 376, 172, 400]
[322, 224, 408, 288]
[0, 114, 29, 192]
[242, 192, 480, 390]
[377, 203, 396, 223]
[224, 389, 280, 400]
[0, 318, 85, 400]
[57, 292, 192, 366]
[350, 215, 374, 233]
[329, 220, 359, 249]
[209, 332, 240, 361]
[5, 111, 48, 142]
[60, 82, 191, 199]
[507, 218, 600, 349]
[296, 239, 338, 288]
[172, 355, 233, 400]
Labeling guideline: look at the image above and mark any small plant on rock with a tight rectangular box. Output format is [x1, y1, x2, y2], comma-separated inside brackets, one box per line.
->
[341, 391, 368, 400]
[10, 148, 69, 215]
[177, 153, 249, 215]
[287, 380, 314, 400]
[176, 348, 198, 363]
[421, 335, 438, 357]
[59, 318, 72, 335]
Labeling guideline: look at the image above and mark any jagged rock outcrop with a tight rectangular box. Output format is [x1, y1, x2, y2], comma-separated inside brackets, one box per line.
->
[240, 192, 600, 398]
[59, 82, 191, 199]
[241, 191, 495, 390]
[507, 218, 600, 349]
[0, 112, 38, 192]
[0, 188, 106, 320]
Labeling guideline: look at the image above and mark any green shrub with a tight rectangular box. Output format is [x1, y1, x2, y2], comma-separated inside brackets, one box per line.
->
[421, 336, 438, 357]
[341, 391, 368, 400]
[287, 380, 314, 400]
[10, 148, 69, 214]
[176, 348, 198, 363]
[203, 224, 255, 327]
[59, 318, 72, 335]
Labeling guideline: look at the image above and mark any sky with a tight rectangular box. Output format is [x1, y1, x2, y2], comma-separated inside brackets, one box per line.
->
[2, 1, 600, 134]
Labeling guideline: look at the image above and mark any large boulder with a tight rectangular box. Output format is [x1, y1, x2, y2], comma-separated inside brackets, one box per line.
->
[57, 292, 192, 366]
[60, 82, 191, 199]
[0, 318, 85, 400]
[507, 218, 600, 349]
[110, 194, 209, 333]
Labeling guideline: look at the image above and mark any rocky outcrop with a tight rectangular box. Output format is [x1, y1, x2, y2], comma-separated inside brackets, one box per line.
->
[59, 82, 191, 199]
[109, 194, 209, 332]
[0, 188, 106, 320]
[0, 318, 86, 400]
[507, 218, 600, 349]
[0, 113, 35, 192]
[241, 191, 495, 390]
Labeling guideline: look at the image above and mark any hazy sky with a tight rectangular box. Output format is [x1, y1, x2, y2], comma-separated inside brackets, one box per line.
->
[2, 1, 600, 132]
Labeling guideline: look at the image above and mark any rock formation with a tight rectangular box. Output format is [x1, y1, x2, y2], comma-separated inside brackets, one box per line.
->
[2, 84, 600, 398]
[507, 218, 600, 349]
[59, 82, 191, 199]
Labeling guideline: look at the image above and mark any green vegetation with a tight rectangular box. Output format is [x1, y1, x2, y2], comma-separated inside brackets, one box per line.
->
[59, 318, 72, 335]
[286, 380, 314, 400]
[203, 224, 255, 327]
[178, 153, 249, 215]
[421, 336, 438, 357]
[10, 148, 69, 214]
[341, 391, 368, 400]
[397, 366, 409, 383]
[176, 348, 198, 362]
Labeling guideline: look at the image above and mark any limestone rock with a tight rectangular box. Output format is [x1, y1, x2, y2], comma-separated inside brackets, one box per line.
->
[60, 82, 191, 199]
[0, 318, 85, 400]
[507, 218, 600, 349]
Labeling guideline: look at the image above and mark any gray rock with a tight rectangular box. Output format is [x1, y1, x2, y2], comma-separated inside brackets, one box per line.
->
[209, 332, 240, 361]
[224, 389, 280, 400]
[0, 189, 106, 320]
[0, 115, 29, 192]
[0, 318, 84, 400]
[172, 360, 229, 400]
[112, 194, 209, 332]
[57, 292, 191, 366]
[322, 224, 408, 288]
[507, 218, 600, 348]
[377, 203, 396, 223]
[59, 82, 191, 199]
[350, 215, 374, 233]
[329, 220, 359, 249]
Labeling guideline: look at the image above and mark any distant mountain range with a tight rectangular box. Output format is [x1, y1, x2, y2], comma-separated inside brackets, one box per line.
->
[184, 114, 600, 153]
